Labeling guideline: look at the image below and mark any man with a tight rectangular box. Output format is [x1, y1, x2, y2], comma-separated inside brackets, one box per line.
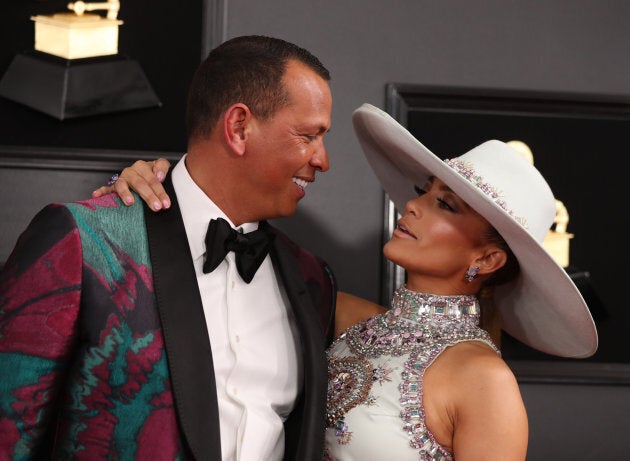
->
[0, 35, 336, 460]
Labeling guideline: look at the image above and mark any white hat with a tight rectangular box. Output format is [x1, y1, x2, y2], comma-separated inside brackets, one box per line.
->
[353, 103, 597, 358]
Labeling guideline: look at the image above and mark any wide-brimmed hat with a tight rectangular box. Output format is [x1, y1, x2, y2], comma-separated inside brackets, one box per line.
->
[353, 103, 597, 358]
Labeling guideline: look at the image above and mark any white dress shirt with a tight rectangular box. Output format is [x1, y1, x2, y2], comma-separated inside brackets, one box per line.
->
[172, 156, 302, 461]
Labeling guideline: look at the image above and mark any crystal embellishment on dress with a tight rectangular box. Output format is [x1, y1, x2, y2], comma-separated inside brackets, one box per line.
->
[326, 356, 373, 444]
[325, 286, 499, 460]
[372, 362, 393, 385]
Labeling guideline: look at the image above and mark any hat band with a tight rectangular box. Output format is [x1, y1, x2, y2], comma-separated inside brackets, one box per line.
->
[445, 158, 528, 230]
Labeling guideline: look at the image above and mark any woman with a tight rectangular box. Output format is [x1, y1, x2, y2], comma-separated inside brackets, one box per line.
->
[321, 104, 595, 460]
[97, 104, 597, 459]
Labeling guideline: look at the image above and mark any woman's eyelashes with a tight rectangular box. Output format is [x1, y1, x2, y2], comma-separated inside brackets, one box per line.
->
[414, 184, 456, 212]
[437, 198, 455, 212]
[414, 185, 426, 196]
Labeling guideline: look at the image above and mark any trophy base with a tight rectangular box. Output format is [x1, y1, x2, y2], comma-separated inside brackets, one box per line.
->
[0, 52, 161, 120]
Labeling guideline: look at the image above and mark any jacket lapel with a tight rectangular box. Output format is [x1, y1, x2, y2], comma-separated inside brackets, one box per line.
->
[268, 229, 328, 461]
[145, 176, 222, 460]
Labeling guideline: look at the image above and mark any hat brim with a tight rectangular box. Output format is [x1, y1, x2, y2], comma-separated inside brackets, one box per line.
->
[353, 103, 597, 358]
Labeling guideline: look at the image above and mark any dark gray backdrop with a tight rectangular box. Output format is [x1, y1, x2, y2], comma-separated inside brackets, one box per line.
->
[2, 1, 630, 458]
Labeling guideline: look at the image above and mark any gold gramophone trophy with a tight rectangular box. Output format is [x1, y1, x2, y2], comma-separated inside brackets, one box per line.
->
[0, 0, 160, 119]
[32, 1, 123, 60]
[507, 140, 574, 268]
[504, 140, 607, 325]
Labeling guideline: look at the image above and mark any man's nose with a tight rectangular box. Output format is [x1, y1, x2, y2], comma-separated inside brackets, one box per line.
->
[311, 143, 330, 172]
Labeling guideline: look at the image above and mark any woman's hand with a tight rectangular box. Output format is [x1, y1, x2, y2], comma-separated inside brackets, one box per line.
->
[92, 158, 172, 211]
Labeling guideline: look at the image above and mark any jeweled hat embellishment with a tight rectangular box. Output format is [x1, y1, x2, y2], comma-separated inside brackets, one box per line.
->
[445, 158, 529, 230]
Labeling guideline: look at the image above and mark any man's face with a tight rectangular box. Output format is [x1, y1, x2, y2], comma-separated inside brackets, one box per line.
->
[242, 60, 332, 221]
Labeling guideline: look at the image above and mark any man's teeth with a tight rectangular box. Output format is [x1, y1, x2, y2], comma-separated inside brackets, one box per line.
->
[293, 178, 308, 190]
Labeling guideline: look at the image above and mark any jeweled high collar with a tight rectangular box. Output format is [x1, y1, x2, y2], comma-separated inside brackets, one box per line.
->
[391, 285, 480, 324]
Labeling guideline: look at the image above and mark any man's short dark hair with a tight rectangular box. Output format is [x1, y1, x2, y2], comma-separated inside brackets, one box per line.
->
[186, 35, 331, 141]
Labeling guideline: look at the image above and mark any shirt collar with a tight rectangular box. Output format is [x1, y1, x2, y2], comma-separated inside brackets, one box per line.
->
[172, 154, 261, 262]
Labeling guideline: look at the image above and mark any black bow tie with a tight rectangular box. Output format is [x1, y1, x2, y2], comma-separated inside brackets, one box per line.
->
[202, 217, 275, 283]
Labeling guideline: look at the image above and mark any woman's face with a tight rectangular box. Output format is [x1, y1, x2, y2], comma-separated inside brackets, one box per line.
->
[384, 176, 495, 293]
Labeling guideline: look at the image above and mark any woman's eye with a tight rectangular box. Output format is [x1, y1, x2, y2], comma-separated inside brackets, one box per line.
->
[437, 198, 455, 212]
[414, 185, 426, 196]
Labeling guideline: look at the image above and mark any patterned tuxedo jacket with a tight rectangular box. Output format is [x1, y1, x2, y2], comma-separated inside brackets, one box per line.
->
[0, 179, 336, 460]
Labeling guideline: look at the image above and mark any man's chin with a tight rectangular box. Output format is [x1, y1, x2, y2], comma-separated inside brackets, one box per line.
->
[282, 204, 299, 218]
[270, 201, 299, 220]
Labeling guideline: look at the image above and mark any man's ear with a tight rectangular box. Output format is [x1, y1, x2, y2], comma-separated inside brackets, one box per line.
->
[475, 247, 508, 275]
[223, 103, 250, 156]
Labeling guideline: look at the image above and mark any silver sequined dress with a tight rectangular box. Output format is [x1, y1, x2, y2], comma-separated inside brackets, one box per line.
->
[324, 286, 499, 461]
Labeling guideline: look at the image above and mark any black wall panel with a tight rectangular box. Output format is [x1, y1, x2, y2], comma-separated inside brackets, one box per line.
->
[0, 0, 203, 152]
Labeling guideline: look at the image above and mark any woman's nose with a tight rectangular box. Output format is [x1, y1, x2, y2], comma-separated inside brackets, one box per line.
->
[403, 196, 423, 217]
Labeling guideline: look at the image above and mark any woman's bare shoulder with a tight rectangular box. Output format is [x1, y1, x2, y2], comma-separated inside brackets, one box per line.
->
[442, 341, 518, 392]
[427, 342, 528, 459]
[428, 342, 523, 427]
[334, 291, 387, 337]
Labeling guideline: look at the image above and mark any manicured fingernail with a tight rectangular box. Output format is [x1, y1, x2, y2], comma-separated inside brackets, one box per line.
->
[124, 196, 133, 205]
[162, 199, 171, 209]
[153, 201, 162, 210]
[157, 171, 165, 181]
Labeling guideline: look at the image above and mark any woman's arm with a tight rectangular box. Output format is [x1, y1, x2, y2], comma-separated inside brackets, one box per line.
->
[428, 344, 528, 460]
[334, 291, 387, 338]
[455, 356, 528, 460]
